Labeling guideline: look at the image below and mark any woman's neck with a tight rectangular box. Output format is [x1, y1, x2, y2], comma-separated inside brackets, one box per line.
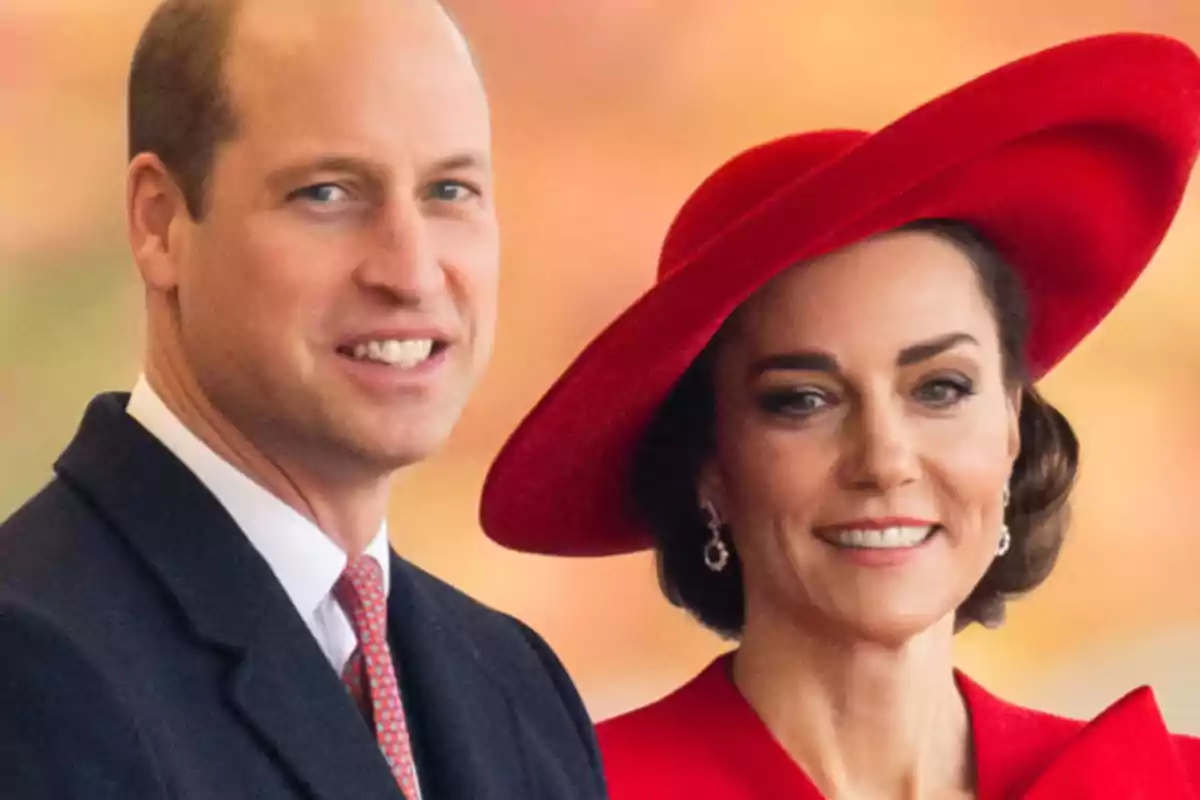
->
[733, 613, 974, 799]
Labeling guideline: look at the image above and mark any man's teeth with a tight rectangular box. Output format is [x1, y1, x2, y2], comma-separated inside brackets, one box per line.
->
[824, 526, 933, 549]
[350, 338, 435, 368]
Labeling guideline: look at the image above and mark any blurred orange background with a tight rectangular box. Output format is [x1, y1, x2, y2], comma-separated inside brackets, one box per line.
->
[4, 1, 1200, 733]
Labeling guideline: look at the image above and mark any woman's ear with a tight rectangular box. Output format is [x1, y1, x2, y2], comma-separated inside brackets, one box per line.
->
[697, 458, 726, 519]
[1006, 385, 1023, 465]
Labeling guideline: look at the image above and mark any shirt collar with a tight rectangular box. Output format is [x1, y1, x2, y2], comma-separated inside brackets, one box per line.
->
[125, 375, 391, 622]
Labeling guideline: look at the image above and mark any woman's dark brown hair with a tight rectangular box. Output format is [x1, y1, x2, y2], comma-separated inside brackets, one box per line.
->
[631, 219, 1080, 638]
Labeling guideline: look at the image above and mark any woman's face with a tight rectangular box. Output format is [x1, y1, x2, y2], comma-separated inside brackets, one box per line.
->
[703, 229, 1021, 646]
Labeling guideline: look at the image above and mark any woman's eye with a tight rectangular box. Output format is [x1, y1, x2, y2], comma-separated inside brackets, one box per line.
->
[915, 376, 975, 408]
[758, 388, 833, 417]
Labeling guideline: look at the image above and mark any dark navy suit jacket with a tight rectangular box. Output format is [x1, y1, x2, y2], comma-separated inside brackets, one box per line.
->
[0, 393, 607, 799]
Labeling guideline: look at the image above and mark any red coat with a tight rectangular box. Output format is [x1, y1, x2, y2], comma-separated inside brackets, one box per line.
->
[598, 655, 1200, 799]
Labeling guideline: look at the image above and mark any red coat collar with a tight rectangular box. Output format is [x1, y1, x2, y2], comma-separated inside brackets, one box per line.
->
[959, 670, 1197, 797]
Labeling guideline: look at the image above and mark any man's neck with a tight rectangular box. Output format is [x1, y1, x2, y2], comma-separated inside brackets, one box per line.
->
[143, 354, 389, 556]
[733, 611, 973, 799]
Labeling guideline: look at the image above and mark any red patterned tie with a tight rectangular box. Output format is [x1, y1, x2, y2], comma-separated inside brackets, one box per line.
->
[334, 556, 420, 800]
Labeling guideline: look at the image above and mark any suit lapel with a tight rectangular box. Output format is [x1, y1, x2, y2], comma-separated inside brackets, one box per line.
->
[387, 555, 529, 800]
[227, 617, 405, 800]
[56, 394, 403, 800]
[961, 670, 1194, 799]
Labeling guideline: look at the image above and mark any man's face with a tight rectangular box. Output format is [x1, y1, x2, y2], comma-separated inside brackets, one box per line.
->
[168, 0, 498, 477]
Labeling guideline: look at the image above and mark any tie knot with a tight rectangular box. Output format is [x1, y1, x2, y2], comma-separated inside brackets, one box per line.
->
[334, 555, 387, 638]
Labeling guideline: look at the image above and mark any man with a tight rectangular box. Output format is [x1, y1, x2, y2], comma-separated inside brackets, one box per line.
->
[0, 1, 607, 798]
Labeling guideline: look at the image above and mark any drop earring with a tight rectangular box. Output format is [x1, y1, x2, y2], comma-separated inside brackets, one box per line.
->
[700, 501, 730, 572]
[996, 483, 1012, 557]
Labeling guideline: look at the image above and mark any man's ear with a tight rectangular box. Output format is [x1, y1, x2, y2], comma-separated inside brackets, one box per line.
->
[127, 152, 191, 292]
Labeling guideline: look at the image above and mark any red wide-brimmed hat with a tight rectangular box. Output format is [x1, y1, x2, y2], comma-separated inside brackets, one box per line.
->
[481, 33, 1200, 557]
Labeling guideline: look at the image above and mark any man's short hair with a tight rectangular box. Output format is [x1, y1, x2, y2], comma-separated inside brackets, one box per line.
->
[127, 0, 240, 220]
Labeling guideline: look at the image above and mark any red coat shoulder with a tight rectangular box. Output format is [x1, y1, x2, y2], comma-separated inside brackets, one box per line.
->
[1172, 731, 1200, 789]
[597, 671, 750, 800]
[597, 658, 826, 799]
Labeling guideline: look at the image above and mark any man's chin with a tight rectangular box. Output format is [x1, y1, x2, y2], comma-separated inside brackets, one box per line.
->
[347, 421, 460, 472]
[371, 445, 445, 472]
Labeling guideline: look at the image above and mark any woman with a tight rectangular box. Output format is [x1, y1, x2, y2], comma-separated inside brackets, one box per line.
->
[482, 33, 1200, 797]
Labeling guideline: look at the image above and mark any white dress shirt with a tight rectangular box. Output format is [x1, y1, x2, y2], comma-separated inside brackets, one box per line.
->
[125, 375, 392, 676]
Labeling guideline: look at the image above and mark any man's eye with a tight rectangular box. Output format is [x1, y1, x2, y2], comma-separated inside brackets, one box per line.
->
[426, 180, 479, 203]
[290, 183, 350, 204]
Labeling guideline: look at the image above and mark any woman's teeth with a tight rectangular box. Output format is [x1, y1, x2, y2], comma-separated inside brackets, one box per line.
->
[822, 525, 934, 549]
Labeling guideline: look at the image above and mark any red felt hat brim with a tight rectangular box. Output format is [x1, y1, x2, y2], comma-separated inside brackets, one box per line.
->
[481, 32, 1200, 557]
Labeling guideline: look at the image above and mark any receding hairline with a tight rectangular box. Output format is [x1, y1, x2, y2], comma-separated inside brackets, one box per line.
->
[225, 0, 477, 81]
[223, 0, 481, 100]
